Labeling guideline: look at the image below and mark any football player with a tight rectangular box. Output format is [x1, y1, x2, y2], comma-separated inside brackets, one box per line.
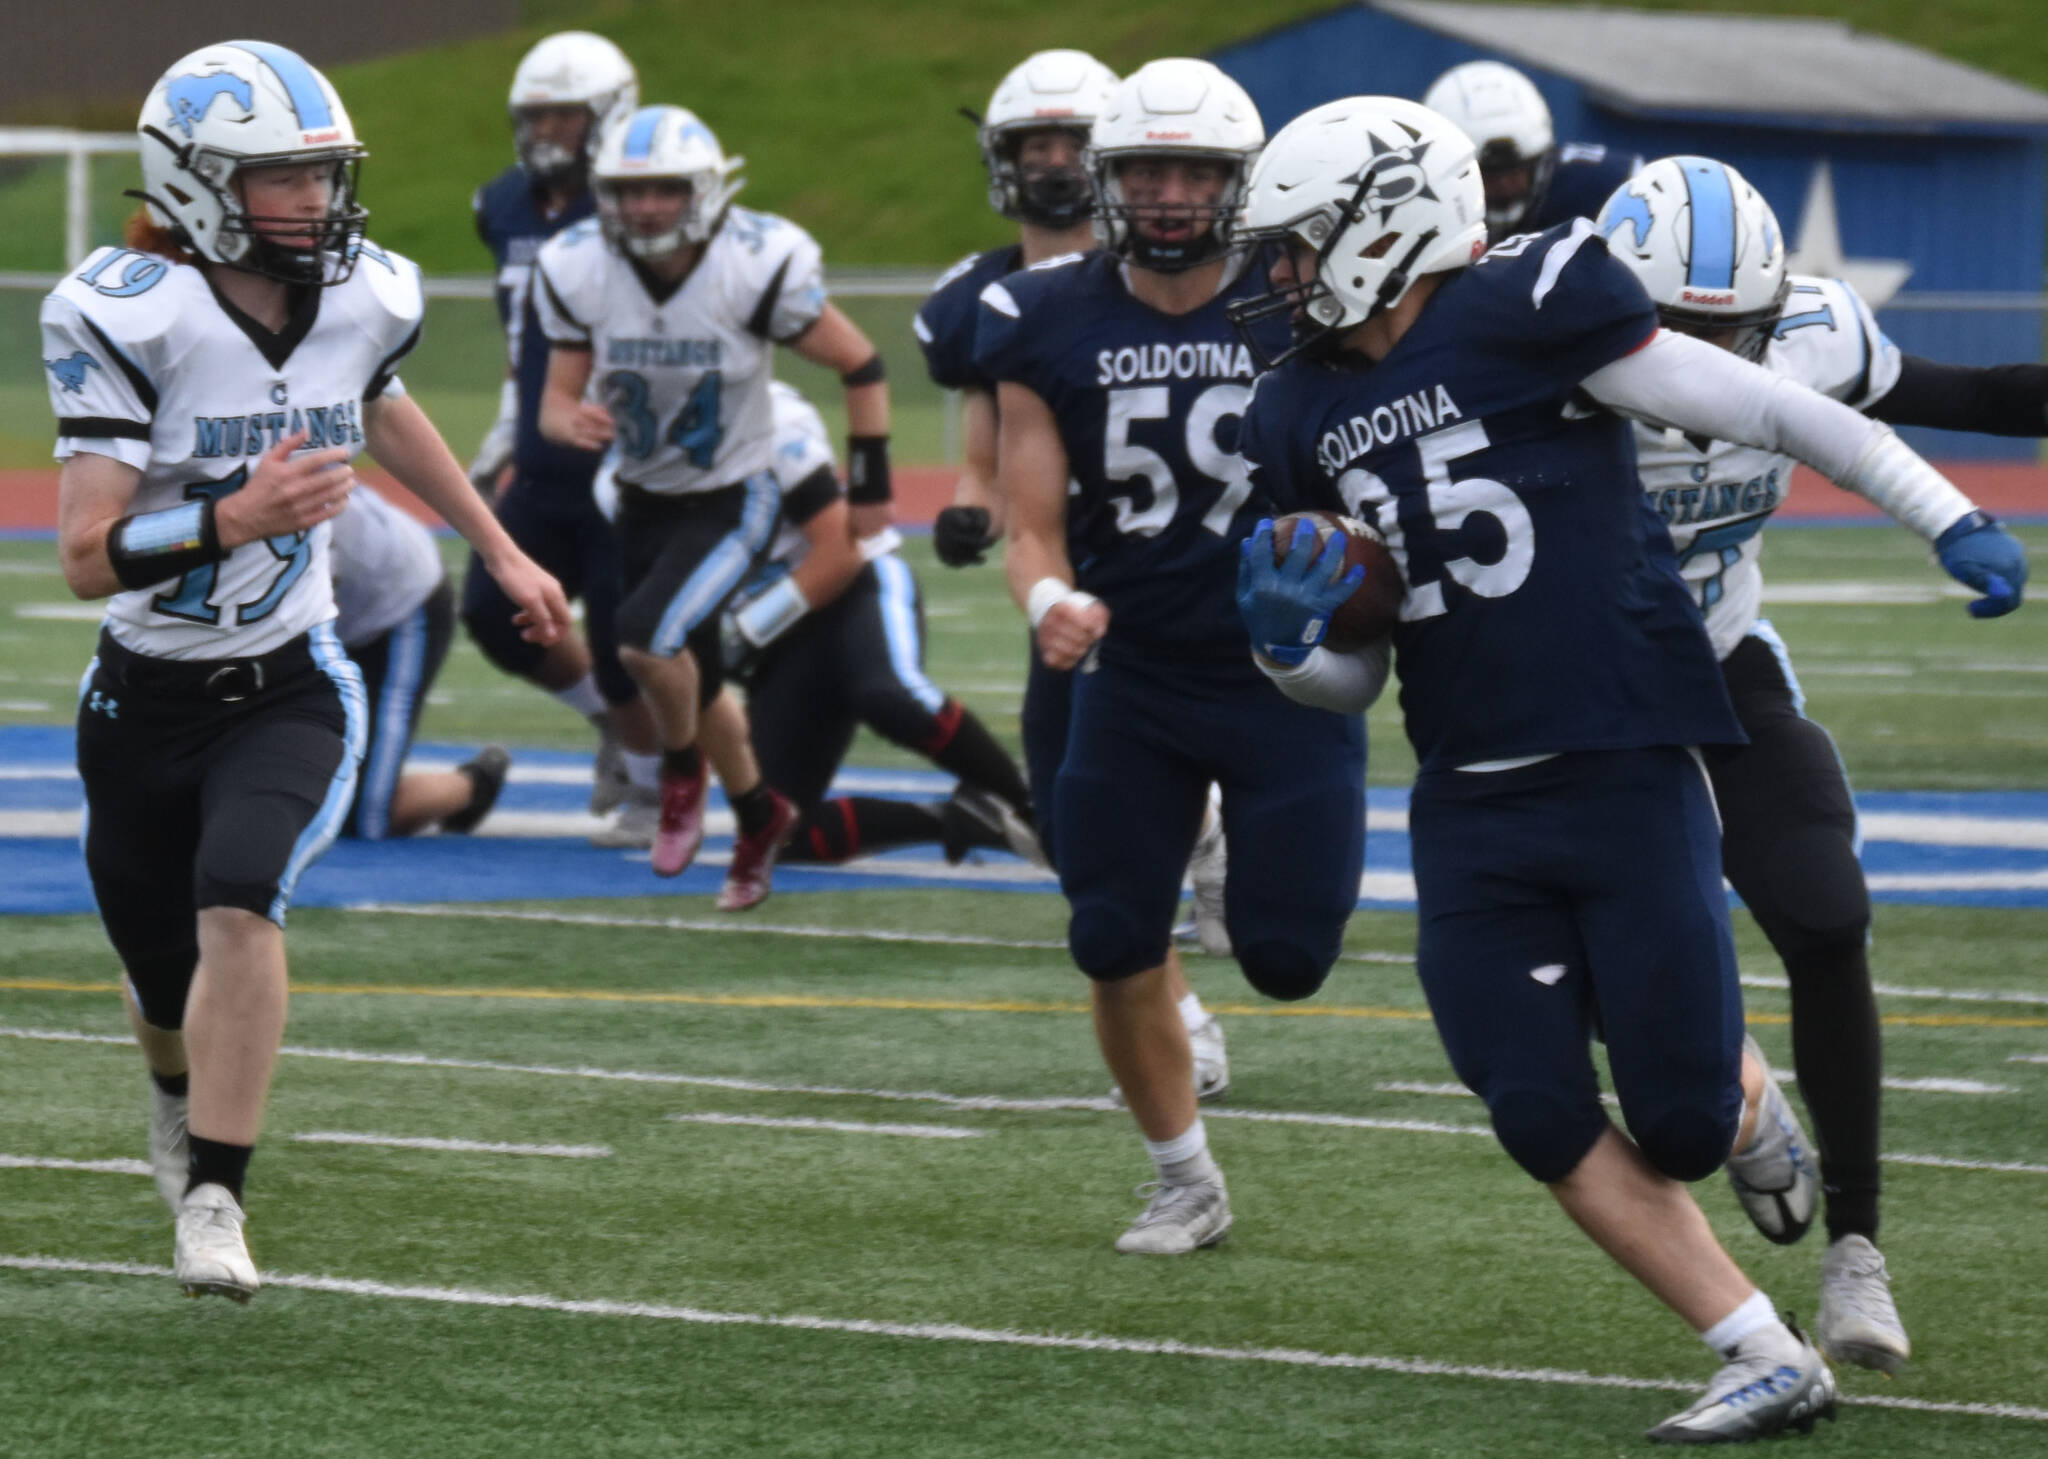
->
[1423, 60, 1639, 243]
[43, 40, 567, 1301]
[918, 51, 1230, 1090]
[535, 104, 890, 907]
[977, 60, 1368, 1254]
[465, 32, 661, 836]
[720, 382, 1043, 876]
[331, 485, 510, 840]
[1219, 95, 2004, 1440]
[1596, 155, 2031, 1373]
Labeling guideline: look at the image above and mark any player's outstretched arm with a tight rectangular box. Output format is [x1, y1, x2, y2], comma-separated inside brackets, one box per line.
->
[363, 393, 571, 644]
[1584, 330, 2028, 617]
[934, 388, 1003, 567]
[1867, 355, 2048, 438]
[996, 381, 1105, 670]
[792, 305, 894, 541]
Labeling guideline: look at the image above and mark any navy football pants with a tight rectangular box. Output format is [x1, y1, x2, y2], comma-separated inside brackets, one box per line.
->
[1409, 746, 1746, 1184]
[1054, 656, 1365, 999]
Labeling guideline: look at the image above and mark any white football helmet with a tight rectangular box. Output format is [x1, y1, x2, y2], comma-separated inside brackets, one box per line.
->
[592, 105, 744, 259]
[977, 49, 1119, 228]
[1231, 97, 1486, 367]
[1421, 60, 1555, 235]
[1088, 59, 1263, 272]
[136, 40, 368, 285]
[509, 31, 638, 182]
[1598, 156, 1789, 362]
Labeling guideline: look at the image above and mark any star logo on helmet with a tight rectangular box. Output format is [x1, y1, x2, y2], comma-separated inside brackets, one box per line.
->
[1346, 135, 1437, 224]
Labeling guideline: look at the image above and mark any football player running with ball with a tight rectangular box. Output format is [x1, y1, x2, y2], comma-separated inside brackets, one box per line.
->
[42, 40, 568, 1302]
[1597, 155, 2028, 1373]
[1223, 97, 2005, 1442]
[977, 60, 1367, 1256]
[918, 48, 1232, 1094]
[536, 105, 892, 908]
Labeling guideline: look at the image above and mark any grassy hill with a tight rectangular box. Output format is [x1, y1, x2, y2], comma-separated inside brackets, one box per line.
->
[9, 0, 2048, 273]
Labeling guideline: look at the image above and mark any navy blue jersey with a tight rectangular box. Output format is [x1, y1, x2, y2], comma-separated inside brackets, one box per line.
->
[1239, 221, 1741, 770]
[472, 166, 601, 482]
[913, 245, 1022, 392]
[1527, 143, 1643, 234]
[975, 252, 1287, 681]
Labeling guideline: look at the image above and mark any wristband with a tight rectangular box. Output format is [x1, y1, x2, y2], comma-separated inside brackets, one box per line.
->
[846, 435, 891, 505]
[857, 526, 904, 562]
[108, 497, 225, 591]
[841, 355, 886, 387]
[733, 574, 810, 648]
[1027, 575, 1099, 631]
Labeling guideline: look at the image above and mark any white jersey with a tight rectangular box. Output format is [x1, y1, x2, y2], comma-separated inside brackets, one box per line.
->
[762, 380, 843, 570]
[534, 207, 826, 498]
[331, 486, 444, 647]
[1634, 274, 1901, 659]
[41, 241, 424, 660]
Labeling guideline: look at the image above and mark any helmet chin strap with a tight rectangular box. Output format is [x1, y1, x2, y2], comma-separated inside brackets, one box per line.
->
[1371, 227, 1440, 314]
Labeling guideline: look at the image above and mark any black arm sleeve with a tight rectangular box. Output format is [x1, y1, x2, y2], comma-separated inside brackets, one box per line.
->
[1864, 354, 2048, 437]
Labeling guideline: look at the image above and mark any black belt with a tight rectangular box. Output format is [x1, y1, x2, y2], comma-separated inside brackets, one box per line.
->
[95, 628, 317, 703]
[616, 480, 747, 519]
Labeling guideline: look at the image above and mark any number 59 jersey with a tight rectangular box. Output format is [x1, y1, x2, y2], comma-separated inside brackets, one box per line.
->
[973, 251, 1283, 681]
[1635, 274, 1901, 659]
[40, 242, 425, 661]
[1238, 221, 1741, 770]
[534, 208, 827, 498]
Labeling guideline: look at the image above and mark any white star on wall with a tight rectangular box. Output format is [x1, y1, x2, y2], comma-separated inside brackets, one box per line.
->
[1784, 161, 1913, 306]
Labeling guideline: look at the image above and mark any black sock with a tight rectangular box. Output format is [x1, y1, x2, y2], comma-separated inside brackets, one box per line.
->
[661, 746, 703, 781]
[1784, 940, 1883, 1242]
[150, 1070, 189, 1099]
[731, 783, 776, 836]
[927, 704, 1033, 818]
[781, 797, 944, 863]
[186, 1135, 253, 1204]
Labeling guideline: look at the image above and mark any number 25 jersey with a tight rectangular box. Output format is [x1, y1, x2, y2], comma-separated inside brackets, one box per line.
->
[40, 242, 424, 661]
[1239, 221, 1742, 770]
[534, 208, 826, 497]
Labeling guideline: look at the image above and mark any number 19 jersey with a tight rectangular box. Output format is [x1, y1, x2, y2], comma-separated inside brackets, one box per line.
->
[40, 242, 424, 660]
[534, 208, 827, 498]
[1239, 222, 1741, 770]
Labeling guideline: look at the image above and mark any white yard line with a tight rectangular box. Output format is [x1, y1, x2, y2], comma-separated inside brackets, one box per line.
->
[0, 1154, 150, 1176]
[667, 1113, 986, 1140]
[290, 1132, 611, 1158]
[1, 1026, 2032, 1170]
[0, 1255, 2042, 1424]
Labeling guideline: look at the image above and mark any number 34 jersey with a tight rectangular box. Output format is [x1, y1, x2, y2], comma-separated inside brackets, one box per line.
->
[1239, 221, 1741, 770]
[973, 251, 1284, 680]
[1634, 274, 1900, 660]
[40, 242, 425, 660]
[534, 208, 827, 498]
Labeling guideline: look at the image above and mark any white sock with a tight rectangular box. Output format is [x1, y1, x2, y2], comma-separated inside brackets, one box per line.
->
[621, 751, 661, 791]
[1142, 1118, 1218, 1186]
[1177, 992, 1208, 1032]
[553, 674, 606, 718]
[1699, 1290, 1783, 1355]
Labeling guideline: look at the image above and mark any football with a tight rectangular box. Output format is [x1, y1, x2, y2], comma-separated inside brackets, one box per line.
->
[1269, 509, 1403, 650]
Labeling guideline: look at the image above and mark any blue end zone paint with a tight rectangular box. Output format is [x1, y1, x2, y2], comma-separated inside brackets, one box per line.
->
[4, 728, 2047, 916]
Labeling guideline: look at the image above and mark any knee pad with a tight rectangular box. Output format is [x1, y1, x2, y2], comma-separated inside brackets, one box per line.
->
[1635, 1106, 1739, 1184]
[1744, 828, 1871, 961]
[460, 596, 544, 678]
[858, 688, 949, 754]
[1069, 902, 1163, 983]
[1234, 939, 1332, 1002]
[1488, 1086, 1608, 1184]
[123, 952, 198, 1031]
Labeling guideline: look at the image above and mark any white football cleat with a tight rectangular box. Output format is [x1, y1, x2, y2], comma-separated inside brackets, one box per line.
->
[1186, 790, 1231, 957]
[1188, 1014, 1230, 1101]
[1817, 1234, 1911, 1373]
[174, 1183, 259, 1303]
[147, 1079, 189, 1212]
[1646, 1325, 1836, 1444]
[1114, 1174, 1231, 1255]
[589, 787, 659, 849]
[1727, 1034, 1819, 1245]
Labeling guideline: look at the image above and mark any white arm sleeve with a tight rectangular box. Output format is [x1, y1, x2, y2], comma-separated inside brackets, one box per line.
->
[1255, 638, 1392, 715]
[1583, 330, 1976, 540]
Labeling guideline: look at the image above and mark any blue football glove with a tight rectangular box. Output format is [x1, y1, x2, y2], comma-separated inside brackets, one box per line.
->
[1935, 510, 2028, 619]
[1237, 517, 1366, 666]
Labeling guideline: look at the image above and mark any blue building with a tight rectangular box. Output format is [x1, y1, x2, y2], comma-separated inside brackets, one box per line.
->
[1215, 2, 2048, 459]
